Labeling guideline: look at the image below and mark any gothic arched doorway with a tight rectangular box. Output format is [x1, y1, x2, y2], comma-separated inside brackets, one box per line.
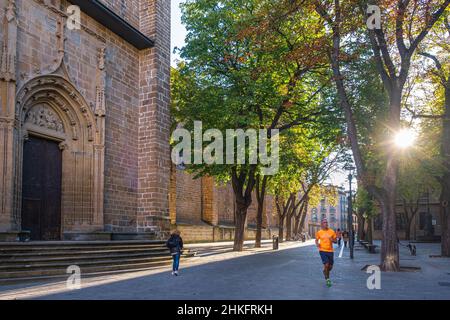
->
[14, 74, 106, 240]
[22, 135, 63, 240]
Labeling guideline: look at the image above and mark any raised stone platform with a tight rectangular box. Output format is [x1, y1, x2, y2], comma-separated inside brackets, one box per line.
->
[0, 240, 189, 285]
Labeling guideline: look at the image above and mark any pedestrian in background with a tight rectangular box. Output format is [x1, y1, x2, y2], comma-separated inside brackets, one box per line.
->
[336, 228, 342, 247]
[342, 230, 349, 248]
[166, 229, 184, 276]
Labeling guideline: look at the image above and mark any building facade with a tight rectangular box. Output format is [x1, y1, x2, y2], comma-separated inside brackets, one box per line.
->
[306, 187, 348, 236]
[0, 0, 171, 241]
[169, 168, 279, 243]
[373, 191, 442, 241]
[0, 0, 279, 242]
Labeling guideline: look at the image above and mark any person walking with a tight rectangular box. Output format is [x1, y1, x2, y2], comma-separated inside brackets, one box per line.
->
[166, 230, 184, 276]
[342, 230, 349, 248]
[315, 219, 337, 287]
[336, 228, 342, 247]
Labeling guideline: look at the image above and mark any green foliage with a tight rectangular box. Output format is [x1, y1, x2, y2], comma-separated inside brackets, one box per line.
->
[172, 0, 345, 186]
[355, 187, 376, 219]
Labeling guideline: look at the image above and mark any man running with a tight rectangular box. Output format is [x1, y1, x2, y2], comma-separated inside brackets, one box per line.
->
[315, 219, 337, 287]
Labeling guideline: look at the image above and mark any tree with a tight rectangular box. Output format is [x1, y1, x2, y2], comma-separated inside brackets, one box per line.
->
[313, 0, 449, 271]
[355, 186, 377, 243]
[410, 16, 450, 255]
[397, 149, 440, 240]
[173, 0, 333, 251]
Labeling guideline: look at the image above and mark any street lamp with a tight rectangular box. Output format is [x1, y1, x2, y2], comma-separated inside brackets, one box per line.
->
[345, 164, 356, 259]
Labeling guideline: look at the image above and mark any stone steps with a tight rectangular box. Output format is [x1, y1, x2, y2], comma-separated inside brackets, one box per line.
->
[0, 251, 168, 263]
[0, 241, 165, 253]
[0, 260, 173, 281]
[0, 255, 172, 270]
[0, 257, 173, 275]
[0, 241, 187, 285]
[0, 247, 168, 258]
[0, 266, 170, 286]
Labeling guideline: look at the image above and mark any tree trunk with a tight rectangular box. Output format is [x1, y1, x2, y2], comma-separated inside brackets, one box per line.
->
[230, 166, 256, 252]
[405, 218, 412, 241]
[441, 185, 450, 256]
[379, 178, 400, 271]
[233, 205, 248, 251]
[278, 216, 285, 243]
[255, 199, 264, 248]
[377, 89, 402, 271]
[286, 210, 293, 241]
[293, 215, 300, 237]
[299, 202, 309, 232]
[441, 80, 450, 256]
[367, 218, 373, 244]
[255, 176, 268, 248]
[357, 213, 366, 241]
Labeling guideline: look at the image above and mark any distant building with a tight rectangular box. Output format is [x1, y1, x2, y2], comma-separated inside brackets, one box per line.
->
[305, 186, 348, 236]
[372, 191, 442, 241]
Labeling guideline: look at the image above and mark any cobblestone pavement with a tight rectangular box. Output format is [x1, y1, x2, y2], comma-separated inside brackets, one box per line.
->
[0, 240, 449, 300]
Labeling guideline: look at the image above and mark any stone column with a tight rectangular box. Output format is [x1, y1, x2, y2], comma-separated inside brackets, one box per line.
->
[92, 47, 106, 229]
[169, 164, 177, 225]
[0, 0, 17, 232]
[137, 0, 171, 238]
[202, 176, 218, 226]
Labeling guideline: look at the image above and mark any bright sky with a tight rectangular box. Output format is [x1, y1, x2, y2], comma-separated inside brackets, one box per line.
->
[171, 0, 187, 67]
[170, 1, 353, 190]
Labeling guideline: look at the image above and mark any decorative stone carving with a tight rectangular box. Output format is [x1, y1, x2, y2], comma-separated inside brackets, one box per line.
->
[15, 74, 105, 230]
[5, 0, 16, 23]
[58, 141, 68, 151]
[54, 16, 66, 67]
[0, 0, 17, 82]
[25, 104, 64, 133]
[95, 47, 106, 118]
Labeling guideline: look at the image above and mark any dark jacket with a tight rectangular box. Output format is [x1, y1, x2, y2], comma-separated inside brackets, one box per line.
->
[166, 234, 183, 255]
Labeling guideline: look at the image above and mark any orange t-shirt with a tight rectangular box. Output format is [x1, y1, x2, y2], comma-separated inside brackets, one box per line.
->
[316, 229, 336, 253]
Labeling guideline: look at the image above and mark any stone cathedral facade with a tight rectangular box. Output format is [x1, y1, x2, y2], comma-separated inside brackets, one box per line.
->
[0, 0, 171, 241]
[0, 0, 279, 243]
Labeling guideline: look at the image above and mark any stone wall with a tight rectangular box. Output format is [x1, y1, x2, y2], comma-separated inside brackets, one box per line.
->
[136, 0, 171, 237]
[175, 171, 202, 224]
[177, 223, 278, 244]
[215, 184, 235, 225]
[170, 169, 279, 243]
[0, 0, 172, 239]
[98, 0, 140, 29]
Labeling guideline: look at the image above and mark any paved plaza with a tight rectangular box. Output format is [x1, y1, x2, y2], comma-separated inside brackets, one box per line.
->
[0, 240, 449, 300]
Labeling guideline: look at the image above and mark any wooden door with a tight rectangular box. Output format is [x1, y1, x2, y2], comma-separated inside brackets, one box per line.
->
[22, 136, 62, 241]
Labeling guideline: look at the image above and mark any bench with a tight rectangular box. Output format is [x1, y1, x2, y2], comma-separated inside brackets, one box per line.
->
[359, 240, 378, 254]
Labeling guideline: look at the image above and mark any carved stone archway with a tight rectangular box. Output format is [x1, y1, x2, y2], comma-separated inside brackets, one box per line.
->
[14, 74, 105, 235]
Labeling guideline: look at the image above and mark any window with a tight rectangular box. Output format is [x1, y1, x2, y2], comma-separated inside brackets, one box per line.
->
[396, 213, 405, 230]
[311, 208, 318, 222]
[374, 215, 382, 230]
[419, 212, 426, 230]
